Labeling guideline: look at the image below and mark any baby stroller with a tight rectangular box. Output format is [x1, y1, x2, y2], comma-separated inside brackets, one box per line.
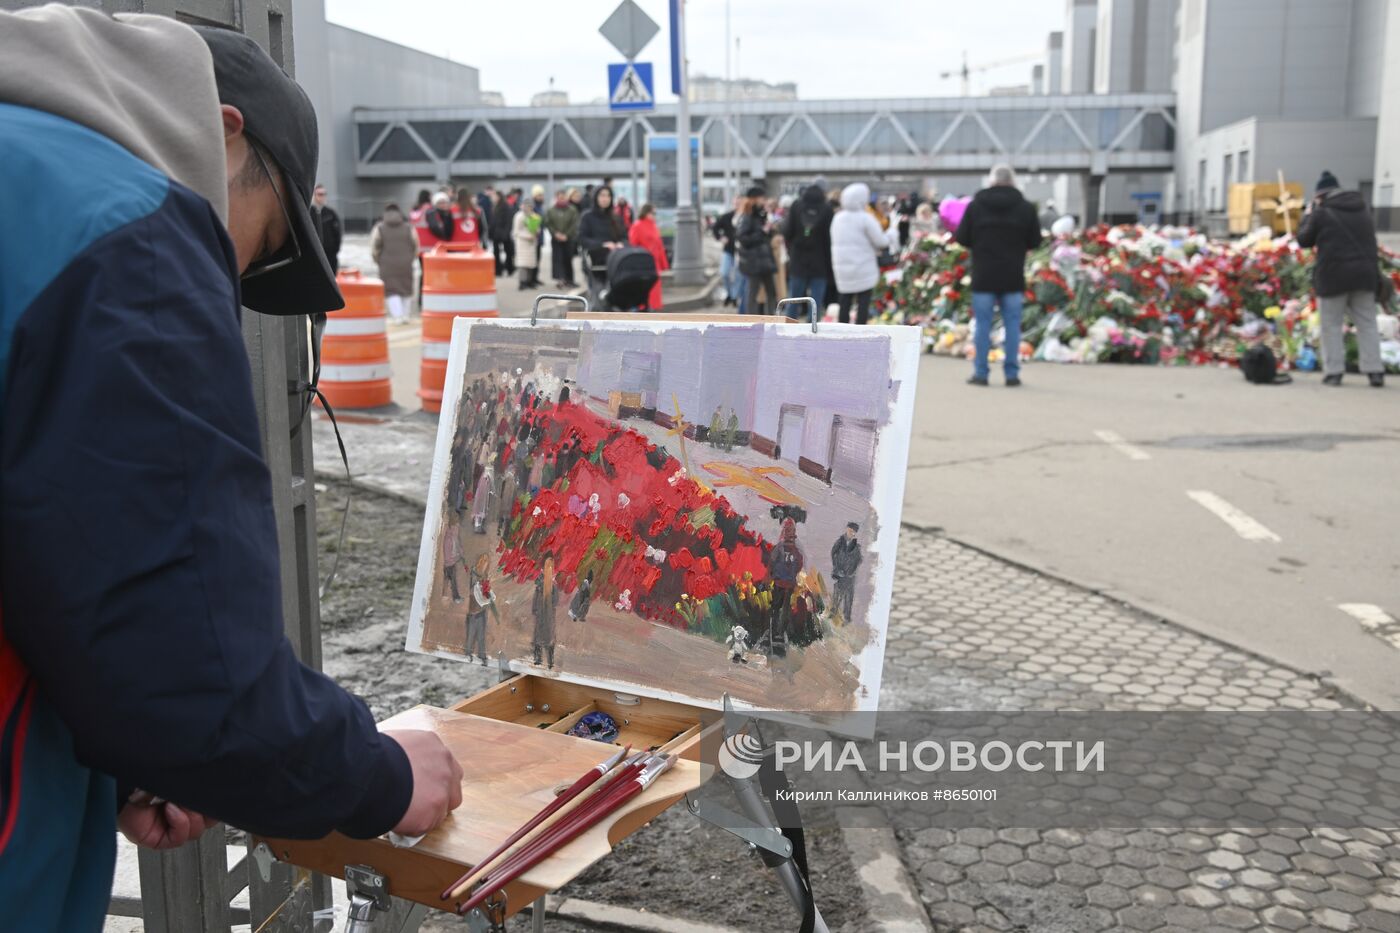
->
[582, 246, 659, 311]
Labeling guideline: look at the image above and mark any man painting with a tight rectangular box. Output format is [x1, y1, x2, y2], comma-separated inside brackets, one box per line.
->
[830, 522, 862, 625]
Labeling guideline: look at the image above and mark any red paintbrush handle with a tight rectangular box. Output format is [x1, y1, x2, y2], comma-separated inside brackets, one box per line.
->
[459, 780, 644, 915]
[439, 746, 633, 901]
[437, 769, 599, 900]
[467, 760, 645, 892]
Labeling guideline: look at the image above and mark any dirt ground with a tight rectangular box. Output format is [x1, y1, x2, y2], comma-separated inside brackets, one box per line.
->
[316, 481, 873, 932]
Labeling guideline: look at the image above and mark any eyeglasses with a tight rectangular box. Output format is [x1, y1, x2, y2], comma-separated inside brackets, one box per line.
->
[242, 140, 302, 280]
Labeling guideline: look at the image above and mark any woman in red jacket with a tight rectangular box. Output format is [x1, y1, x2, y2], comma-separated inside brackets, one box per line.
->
[628, 203, 670, 311]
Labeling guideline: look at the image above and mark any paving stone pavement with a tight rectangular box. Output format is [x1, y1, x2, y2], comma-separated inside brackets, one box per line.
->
[877, 528, 1399, 933]
[314, 420, 1398, 933]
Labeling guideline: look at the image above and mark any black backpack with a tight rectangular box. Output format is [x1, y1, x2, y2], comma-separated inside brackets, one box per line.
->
[1241, 345, 1292, 385]
[791, 204, 823, 254]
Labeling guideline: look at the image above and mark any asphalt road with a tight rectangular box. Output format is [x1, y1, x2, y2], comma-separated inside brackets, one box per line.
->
[903, 354, 1400, 709]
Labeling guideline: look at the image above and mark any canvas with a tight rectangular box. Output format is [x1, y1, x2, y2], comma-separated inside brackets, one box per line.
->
[406, 318, 920, 712]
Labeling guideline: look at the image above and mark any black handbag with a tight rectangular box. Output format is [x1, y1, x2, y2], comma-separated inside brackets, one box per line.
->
[1377, 271, 1396, 309]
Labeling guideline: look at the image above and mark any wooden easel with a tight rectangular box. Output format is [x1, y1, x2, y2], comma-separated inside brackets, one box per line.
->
[258, 296, 829, 932]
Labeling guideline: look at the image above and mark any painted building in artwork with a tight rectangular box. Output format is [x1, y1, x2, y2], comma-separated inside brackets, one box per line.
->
[575, 327, 893, 499]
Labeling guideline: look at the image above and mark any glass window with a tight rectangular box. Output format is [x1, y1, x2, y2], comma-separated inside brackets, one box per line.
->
[1238, 150, 1251, 183]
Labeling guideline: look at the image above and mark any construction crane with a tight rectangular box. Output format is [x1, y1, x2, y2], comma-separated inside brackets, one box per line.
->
[940, 50, 1042, 96]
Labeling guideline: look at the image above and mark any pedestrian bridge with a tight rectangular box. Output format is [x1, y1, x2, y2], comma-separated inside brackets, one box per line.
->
[353, 93, 1176, 184]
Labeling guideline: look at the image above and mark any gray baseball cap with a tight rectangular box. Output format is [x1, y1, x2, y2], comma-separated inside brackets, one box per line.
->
[195, 26, 343, 316]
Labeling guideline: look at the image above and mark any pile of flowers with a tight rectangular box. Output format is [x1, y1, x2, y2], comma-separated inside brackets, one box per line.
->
[878, 224, 1400, 372]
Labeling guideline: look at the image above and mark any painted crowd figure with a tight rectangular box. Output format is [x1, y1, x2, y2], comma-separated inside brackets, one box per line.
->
[707, 406, 740, 452]
[442, 513, 465, 602]
[532, 557, 560, 669]
[830, 521, 863, 625]
[569, 570, 594, 622]
[465, 554, 499, 665]
[765, 518, 805, 656]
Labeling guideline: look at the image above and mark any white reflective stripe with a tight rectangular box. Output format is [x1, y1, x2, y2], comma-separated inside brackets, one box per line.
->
[421, 340, 452, 360]
[321, 362, 393, 382]
[421, 292, 496, 313]
[324, 316, 386, 337]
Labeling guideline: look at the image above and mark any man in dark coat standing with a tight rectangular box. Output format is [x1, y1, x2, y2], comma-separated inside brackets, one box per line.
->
[956, 164, 1043, 387]
[311, 184, 342, 273]
[783, 180, 834, 312]
[491, 191, 517, 276]
[1296, 170, 1385, 387]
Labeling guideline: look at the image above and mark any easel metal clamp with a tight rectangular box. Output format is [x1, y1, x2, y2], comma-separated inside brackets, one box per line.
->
[776, 297, 819, 333]
[530, 294, 590, 326]
[684, 794, 793, 858]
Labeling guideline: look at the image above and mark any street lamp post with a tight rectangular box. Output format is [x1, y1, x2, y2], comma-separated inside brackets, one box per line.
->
[724, 0, 732, 204]
[671, 0, 704, 286]
[547, 76, 555, 197]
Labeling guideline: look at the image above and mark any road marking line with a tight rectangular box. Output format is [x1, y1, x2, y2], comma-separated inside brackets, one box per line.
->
[1338, 604, 1400, 651]
[1094, 429, 1151, 461]
[1186, 490, 1281, 542]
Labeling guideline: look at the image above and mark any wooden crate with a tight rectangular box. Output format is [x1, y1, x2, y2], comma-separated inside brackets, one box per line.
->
[257, 674, 716, 918]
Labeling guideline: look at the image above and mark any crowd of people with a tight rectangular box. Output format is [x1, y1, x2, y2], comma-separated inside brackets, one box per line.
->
[713, 176, 1002, 324]
[709, 167, 1049, 383]
[362, 175, 671, 316]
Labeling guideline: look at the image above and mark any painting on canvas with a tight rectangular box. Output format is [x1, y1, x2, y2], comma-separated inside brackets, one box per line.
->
[405, 318, 919, 712]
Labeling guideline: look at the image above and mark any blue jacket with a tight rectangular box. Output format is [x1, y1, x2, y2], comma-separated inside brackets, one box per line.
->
[0, 103, 412, 931]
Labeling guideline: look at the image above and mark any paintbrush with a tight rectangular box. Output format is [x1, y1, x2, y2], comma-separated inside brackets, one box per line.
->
[455, 753, 676, 915]
[440, 747, 642, 902]
[448, 751, 651, 898]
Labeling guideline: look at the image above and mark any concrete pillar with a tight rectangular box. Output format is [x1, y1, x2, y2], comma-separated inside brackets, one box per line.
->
[1084, 173, 1106, 226]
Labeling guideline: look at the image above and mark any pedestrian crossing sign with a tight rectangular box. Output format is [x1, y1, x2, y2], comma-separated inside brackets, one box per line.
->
[608, 62, 654, 112]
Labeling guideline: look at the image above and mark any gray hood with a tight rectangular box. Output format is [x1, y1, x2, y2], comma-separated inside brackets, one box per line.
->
[0, 4, 228, 220]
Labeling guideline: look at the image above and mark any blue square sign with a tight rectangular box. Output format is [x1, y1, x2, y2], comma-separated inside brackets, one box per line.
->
[608, 62, 654, 112]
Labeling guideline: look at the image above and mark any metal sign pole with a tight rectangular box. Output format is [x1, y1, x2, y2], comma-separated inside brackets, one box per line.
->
[670, 0, 703, 286]
[629, 114, 639, 207]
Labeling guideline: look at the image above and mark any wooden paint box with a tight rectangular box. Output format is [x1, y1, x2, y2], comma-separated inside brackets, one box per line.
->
[257, 673, 717, 919]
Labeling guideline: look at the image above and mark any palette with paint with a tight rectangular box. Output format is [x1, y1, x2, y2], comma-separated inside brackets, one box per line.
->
[259, 315, 921, 921]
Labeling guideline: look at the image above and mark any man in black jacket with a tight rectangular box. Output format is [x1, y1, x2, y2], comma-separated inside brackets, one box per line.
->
[783, 180, 834, 313]
[713, 194, 745, 307]
[491, 191, 518, 275]
[311, 184, 341, 272]
[1296, 170, 1385, 387]
[955, 164, 1043, 387]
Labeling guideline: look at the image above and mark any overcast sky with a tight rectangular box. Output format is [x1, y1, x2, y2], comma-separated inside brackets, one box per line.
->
[324, 0, 1064, 104]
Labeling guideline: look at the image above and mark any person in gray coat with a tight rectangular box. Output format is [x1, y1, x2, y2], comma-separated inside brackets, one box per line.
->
[371, 203, 418, 323]
[1296, 171, 1385, 387]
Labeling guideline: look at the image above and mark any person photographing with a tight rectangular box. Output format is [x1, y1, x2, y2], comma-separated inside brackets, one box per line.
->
[1296, 170, 1386, 387]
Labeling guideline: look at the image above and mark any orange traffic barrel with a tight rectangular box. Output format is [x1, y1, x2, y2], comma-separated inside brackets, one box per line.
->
[419, 243, 497, 413]
[319, 269, 392, 409]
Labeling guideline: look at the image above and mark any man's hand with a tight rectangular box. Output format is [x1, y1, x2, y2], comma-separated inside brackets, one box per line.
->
[383, 729, 464, 836]
[119, 794, 220, 849]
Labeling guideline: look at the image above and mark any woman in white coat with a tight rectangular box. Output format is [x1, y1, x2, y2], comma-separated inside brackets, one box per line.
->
[829, 183, 888, 324]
